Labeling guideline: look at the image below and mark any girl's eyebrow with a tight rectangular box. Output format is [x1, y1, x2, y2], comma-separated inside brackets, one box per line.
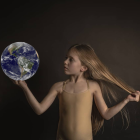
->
[66, 55, 76, 60]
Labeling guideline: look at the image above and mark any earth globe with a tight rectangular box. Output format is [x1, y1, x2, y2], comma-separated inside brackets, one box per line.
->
[1, 42, 40, 81]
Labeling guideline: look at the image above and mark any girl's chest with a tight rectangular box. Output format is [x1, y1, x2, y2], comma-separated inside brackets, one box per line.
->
[58, 80, 96, 97]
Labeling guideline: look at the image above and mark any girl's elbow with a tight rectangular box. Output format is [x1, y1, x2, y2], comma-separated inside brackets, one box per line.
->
[104, 116, 108, 120]
[105, 117, 110, 120]
[37, 110, 42, 115]
[37, 112, 41, 115]
[103, 109, 110, 120]
[104, 114, 110, 120]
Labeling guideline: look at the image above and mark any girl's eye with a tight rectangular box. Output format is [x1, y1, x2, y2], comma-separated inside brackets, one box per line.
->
[65, 57, 73, 61]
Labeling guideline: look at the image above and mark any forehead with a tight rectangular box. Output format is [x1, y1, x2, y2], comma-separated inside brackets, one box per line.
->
[66, 50, 79, 60]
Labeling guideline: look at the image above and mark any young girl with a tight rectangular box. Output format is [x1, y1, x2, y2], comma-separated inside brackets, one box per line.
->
[10, 44, 140, 140]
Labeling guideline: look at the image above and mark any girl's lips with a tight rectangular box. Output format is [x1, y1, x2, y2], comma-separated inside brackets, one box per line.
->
[64, 68, 68, 70]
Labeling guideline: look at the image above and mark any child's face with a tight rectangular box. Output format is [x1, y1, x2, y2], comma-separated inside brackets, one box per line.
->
[64, 50, 86, 75]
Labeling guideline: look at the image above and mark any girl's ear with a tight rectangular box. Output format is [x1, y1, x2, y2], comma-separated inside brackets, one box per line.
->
[84, 67, 88, 72]
[81, 65, 88, 72]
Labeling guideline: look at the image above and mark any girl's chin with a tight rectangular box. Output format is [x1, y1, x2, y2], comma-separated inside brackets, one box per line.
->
[64, 69, 68, 72]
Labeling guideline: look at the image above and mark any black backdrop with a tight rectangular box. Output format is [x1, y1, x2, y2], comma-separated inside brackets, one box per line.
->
[0, 1, 140, 140]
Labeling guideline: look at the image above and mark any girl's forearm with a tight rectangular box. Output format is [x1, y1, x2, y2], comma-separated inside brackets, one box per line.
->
[21, 86, 41, 115]
[105, 98, 129, 120]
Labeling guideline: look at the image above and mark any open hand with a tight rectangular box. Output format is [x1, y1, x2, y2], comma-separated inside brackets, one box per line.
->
[10, 78, 27, 89]
[126, 91, 140, 102]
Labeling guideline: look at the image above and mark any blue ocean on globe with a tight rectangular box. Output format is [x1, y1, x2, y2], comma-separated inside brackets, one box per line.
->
[1, 42, 40, 81]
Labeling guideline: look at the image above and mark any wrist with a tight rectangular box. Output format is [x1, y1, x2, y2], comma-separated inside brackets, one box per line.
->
[124, 98, 129, 104]
[21, 86, 28, 90]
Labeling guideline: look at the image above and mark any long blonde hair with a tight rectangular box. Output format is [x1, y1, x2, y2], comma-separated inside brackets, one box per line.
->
[67, 44, 136, 136]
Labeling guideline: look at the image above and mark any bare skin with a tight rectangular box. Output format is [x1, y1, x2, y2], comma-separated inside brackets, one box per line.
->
[10, 76, 140, 120]
[39, 79, 97, 115]
[10, 78, 97, 115]
[10, 50, 140, 118]
[10, 77, 140, 122]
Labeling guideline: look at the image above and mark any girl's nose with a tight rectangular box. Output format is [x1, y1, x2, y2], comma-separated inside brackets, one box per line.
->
[64, 61, 67, 65]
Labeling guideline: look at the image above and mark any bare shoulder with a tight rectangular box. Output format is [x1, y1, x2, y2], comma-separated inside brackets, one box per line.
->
[88, 79, 100, 96]
[53, 81, 64, 94]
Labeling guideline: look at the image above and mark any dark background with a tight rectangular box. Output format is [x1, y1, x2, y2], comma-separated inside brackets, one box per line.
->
[0, 0, 140, 140]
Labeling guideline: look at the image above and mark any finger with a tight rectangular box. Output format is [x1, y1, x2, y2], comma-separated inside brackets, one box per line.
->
[134, 94, 139, 102]
[131, 93, 136, 97]
[15, 80, 19, 85]
[135, 91, 140, 95]
[134, 93, 138, 97]
[136, 95, 139, 102]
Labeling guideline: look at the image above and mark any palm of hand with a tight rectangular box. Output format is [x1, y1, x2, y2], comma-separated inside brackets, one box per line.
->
[9, 78, 27, 88]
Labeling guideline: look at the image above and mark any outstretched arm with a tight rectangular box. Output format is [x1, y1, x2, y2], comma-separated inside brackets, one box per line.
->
[22, 82, 60, 115]
[93, 82, 140, 120]
[10, 79, 60, 115]
[22, 86, 41, 115]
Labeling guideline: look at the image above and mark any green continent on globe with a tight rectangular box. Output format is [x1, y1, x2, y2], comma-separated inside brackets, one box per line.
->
[18, 56, 34, 78]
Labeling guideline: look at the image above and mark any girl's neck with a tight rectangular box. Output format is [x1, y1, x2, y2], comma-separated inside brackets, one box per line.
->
[68, 78, 87, 84]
